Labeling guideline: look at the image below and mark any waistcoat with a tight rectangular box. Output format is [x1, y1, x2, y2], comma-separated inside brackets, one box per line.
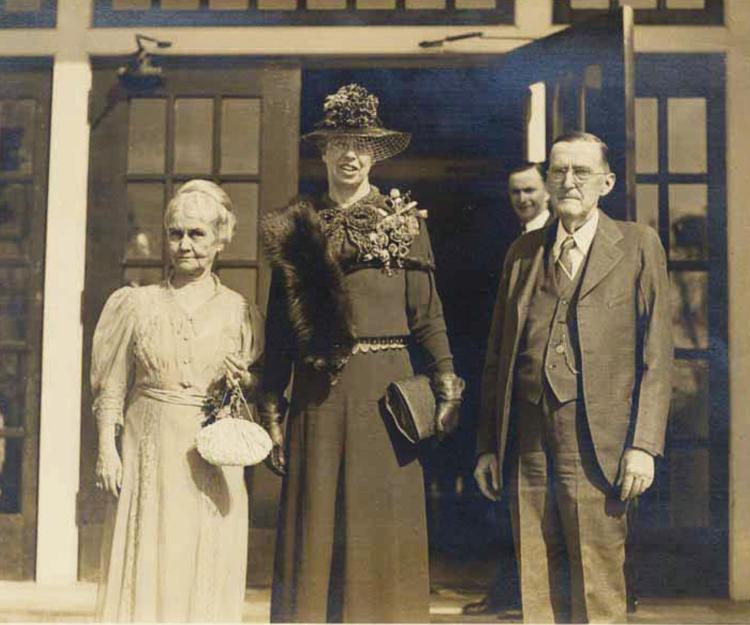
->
[514, 251, 587, 404]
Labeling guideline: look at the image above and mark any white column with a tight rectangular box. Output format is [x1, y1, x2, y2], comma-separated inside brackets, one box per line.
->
[35, 0, 92, 584]
[726, 0, 750, 602]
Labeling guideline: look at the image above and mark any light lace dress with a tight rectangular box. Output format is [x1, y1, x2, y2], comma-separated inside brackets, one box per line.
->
[92, 276, 262, 622]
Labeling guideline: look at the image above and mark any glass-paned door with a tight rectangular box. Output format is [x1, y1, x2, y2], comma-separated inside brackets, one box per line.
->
[79, 61, 300, 584]
[631, 53, 727, 596]
[0, 62, 51, 580]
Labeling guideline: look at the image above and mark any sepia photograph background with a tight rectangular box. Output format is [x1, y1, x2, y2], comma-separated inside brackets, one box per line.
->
[0, 0, 747, 621]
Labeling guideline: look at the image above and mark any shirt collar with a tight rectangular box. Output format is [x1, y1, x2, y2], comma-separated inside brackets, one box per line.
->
[553, 208, 600, 259]
[523, 208, 550, 234]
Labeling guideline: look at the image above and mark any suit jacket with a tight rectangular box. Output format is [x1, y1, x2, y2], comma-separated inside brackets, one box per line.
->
[476, 210, 673, 487]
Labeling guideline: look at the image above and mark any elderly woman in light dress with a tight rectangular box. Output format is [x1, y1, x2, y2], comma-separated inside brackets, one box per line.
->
[92, 180, 262, 622]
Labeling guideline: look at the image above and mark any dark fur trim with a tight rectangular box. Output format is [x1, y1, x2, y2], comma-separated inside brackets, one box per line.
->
[262, 198, 355, 380]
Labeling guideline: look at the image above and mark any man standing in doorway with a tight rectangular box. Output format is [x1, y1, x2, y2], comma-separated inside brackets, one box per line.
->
[474, 132, 672, 623]
[463, 160, 551, 618]
[509, 161, 552, 236]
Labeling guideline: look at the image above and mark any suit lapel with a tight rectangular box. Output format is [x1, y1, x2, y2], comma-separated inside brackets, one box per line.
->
[513, 226, 551, 332]
[579, 211, 625, 301]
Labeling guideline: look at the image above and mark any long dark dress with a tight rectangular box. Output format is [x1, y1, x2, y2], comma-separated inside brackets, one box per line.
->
[263, 188, 455, 623]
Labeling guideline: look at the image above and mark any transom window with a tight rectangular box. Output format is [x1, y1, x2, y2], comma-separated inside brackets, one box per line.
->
[554, 0, 723, 25]
[0, 0, 55, 28]
[93, 0, 514, 26]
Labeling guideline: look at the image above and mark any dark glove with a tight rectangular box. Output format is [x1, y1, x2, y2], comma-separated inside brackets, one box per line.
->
[258, 394, 287, 477]
[432, 372, 465, 440]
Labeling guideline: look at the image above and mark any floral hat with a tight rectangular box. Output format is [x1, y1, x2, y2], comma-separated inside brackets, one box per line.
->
[302, 83, 411, 162]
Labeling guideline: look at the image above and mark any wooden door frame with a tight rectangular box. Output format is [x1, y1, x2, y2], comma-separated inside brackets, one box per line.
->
[0, 59, 52, 580]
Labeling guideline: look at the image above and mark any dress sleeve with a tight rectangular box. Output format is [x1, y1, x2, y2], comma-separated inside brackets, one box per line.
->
[260, 269, 296, 401]
[405, 219, 455, 374]
[91, 287, 137, 430]
[239, 300, 265, 387]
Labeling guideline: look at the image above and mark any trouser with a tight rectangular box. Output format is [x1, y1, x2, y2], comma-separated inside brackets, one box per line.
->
[509, 388, 628, 623]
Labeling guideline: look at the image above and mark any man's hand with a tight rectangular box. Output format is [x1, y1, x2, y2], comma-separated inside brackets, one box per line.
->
[616, 448, 655, 501]
[474, 453, 501, 501]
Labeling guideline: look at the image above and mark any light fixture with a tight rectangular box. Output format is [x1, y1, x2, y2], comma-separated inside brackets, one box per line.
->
[117, 34, 173, 90]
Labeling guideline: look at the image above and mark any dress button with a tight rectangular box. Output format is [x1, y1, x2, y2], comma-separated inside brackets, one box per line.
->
[183, 358, 190, 365]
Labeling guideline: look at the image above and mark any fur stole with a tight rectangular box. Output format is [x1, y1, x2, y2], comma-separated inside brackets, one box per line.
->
[262, 198, 355, 381]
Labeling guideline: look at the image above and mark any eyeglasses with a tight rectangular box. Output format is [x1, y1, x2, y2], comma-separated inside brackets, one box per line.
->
[326, 137, 373, 155]
[547, 166, 608, 185]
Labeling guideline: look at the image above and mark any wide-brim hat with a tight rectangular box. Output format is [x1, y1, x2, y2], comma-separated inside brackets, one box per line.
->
[302, 84, 411, 162]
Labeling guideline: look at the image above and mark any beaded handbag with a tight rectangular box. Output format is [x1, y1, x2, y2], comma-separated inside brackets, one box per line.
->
[196, 376, 272, 467]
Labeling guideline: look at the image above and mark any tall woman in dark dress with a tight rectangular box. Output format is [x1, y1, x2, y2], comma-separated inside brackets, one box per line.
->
[259, 84, 464, 623]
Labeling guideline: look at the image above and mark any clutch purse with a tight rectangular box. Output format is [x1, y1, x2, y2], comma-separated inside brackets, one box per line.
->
[196, 418, 273, 467]
[196, 375, 273, 467]
[383, 374, 436, 444]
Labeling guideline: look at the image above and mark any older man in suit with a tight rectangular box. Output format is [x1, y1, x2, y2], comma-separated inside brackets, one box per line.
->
[474, 131, 672, 623]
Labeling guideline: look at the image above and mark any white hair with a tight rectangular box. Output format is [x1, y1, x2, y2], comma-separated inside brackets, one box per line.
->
[165, 179, 237, 246]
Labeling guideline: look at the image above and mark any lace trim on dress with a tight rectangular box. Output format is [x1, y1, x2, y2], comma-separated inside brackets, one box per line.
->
[352, 336, 409, 354]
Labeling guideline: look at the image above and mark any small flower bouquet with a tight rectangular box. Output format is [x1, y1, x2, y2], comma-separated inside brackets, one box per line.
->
[363, 189, 428, 274]
[195, 375, 272, 467]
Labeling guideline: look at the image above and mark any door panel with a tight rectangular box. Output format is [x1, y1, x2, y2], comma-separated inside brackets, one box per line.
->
[79, 60, 300, 584]
[0, 62, 51, 580]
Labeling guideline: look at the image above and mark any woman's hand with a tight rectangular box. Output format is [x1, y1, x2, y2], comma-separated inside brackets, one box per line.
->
[264, 419, 286, 477]
[96, 440, 123, 497]
[432, 372, 465, 440]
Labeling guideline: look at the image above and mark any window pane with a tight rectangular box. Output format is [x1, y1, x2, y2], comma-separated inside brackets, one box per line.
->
[161, 0, 200, 8]
[123, 266, 163, 287]
[669, 184, 708, 261]
[128, 99, 166, 174]
[619, 0, 657, 8]
[221, 99, 260, 175]
[0, 294, 25, 342]
[455, 0, 496, 8]
[570, 0, 608, 8]
[635, 98, 658, 174]
[636, 184, 659, 232]
[113, 0, 151, 8]
[0, 437, 22, 514]
[222, 183, 258, 261]
[666, 0, 705, 7]
[217, 268, 257, 304]
[0, 100, 35, 175]
[125, 184, 164, 261]
[4, 0, 42, 11]
[0, 184, 30, 243]
[258, 0, 298, 9]
[0, 266, 28, 293]
[357, 0, 396, 7]
[668, 98, 707, 174]
[307, 0, 347, 7]
[406, 0, 446, 8]
[0, 354, 22, 426]
[670, 449, 710, 528]
[670, 359, 709, 441]
[174, 99, 214, 175]
[670, 270, 708, 350]
[209, 0, 250, 7]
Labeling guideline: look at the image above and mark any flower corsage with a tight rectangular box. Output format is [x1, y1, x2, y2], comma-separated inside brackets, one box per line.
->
[363, 189, 427, 275]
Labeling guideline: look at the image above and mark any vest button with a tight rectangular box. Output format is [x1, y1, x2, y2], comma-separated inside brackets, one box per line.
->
[561, 298, 568, 305]
[548, 363, 556, 369]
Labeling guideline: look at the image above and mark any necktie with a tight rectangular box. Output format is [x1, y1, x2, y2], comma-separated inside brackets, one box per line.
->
[557, 235, 576, 279]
